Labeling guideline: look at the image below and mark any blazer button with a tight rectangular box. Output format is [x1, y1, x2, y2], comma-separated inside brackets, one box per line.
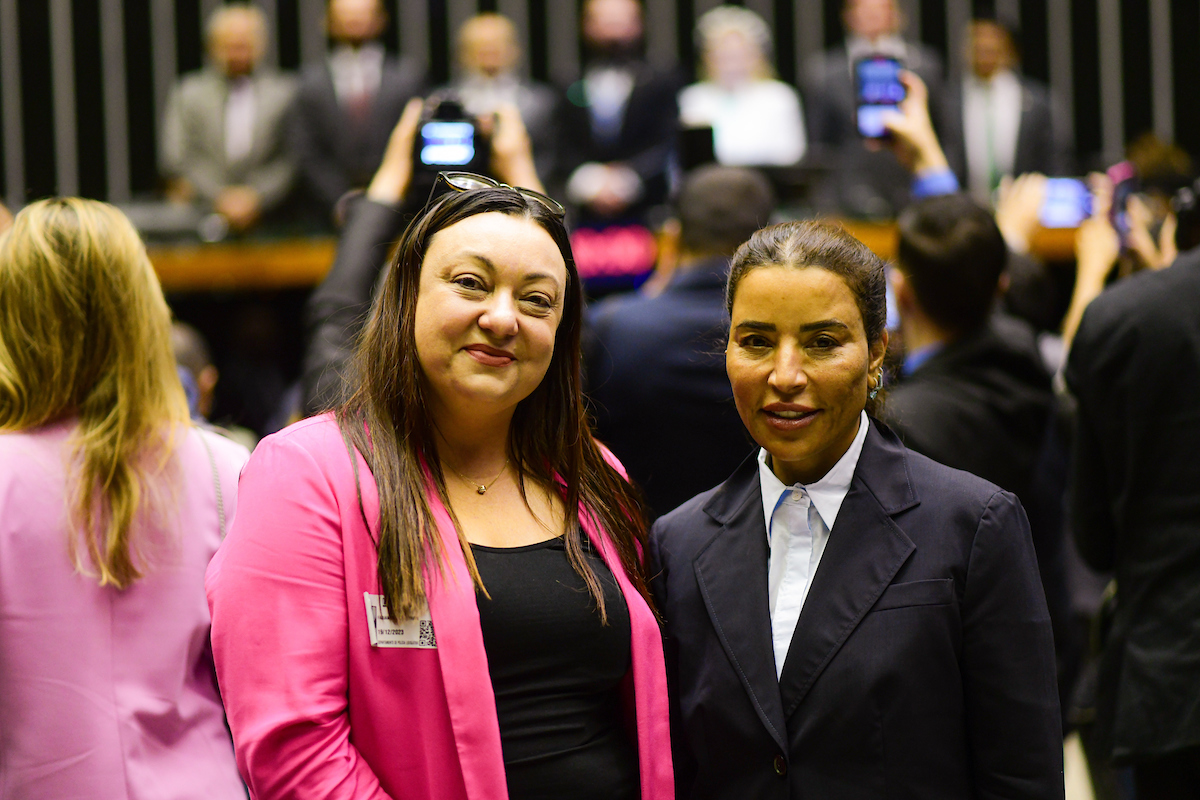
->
[773, 754, 788, 777]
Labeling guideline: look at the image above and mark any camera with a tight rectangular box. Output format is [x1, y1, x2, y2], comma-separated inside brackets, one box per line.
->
[413, 95, 489, 174]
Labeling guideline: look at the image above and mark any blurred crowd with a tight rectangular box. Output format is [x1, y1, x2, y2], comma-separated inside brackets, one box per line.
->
[155, 0, 1075, 236]
[2, 1, 1199, 799]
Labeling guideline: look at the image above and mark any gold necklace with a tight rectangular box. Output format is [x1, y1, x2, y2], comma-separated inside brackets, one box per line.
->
[444, 457, 510, 495]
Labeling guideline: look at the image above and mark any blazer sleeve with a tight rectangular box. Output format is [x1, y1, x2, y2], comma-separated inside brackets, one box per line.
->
[960, 490, 1064, 800]
[159, 79, 227, 203]
[1063, 315, 1118, 572]
[206, 432, 392, 800]
[159, 82, 189, 182]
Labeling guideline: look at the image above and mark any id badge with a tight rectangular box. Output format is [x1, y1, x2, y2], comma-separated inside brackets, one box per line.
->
[363, 593, 437, 648]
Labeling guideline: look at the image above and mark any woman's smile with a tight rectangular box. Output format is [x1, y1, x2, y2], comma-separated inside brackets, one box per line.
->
[464, 343, 517, 367]
[760, 402, 820, 430]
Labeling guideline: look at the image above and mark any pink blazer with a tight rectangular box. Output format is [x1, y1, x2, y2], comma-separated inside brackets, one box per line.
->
[206, 414, 673, 799]
[1, 420, 248, 800]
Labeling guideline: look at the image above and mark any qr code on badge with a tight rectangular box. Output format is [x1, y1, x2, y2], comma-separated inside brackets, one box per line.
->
[419, 620, 436, 648]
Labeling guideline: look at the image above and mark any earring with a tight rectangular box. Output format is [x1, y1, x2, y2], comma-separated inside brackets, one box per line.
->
[868, 368, 883, 401]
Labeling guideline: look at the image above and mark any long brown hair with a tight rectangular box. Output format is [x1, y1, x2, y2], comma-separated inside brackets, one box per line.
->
[337, 188, 651, 622]
[0, 198, 190, 587]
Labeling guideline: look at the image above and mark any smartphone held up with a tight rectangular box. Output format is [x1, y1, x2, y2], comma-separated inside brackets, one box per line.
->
[855, 56, 906, 139]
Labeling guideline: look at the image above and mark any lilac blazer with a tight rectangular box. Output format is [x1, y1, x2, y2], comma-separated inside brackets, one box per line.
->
[206, 414, 674, 800]
[0, 420, 249, 800]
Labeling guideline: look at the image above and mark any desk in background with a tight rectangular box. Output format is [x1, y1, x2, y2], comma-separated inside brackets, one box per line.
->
[148, 238, 337, 292]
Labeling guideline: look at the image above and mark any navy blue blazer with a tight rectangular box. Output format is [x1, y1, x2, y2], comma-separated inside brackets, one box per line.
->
[650, 419, 1063, 799]
[585, 257, 754, 517]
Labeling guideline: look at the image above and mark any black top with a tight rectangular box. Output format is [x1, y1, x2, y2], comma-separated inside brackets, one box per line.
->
[471, 536, 639, 800]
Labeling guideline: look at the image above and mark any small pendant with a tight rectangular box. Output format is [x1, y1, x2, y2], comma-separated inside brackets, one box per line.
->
[477, 485, 487, 494]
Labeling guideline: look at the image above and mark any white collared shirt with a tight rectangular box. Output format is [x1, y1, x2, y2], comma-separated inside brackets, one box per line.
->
[457, 74, 521, 117]
[963, 69, 1022, 204]
[583, 65, 634, 145]
[224, 77, 256, 164]
[758, 410, 870, 677]
[328, 43, 385, 106]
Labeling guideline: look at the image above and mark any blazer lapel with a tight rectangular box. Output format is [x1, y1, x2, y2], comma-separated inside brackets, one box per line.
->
[778, 422, 919, 717]
[692, 457, 789, 752]
[423, 487, 509, 800]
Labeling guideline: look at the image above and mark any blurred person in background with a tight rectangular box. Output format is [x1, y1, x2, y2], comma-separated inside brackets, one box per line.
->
[802, 0, 952, 217]
[172, 321, 221, 421]
[881, 193, 1075, 717]
[290, 0, 426, 221]
[0, 199, 250, 799]
[585, 165, 772, 517]
[1065, 184, 1200, 800]
[678, 6, 806, 167]
[443, 13, 560, 185]
[942, 17, 1073, 206]
[558, 0, 683, 222]
[160, 3, 297, 234]
[172, 321, 259, 451]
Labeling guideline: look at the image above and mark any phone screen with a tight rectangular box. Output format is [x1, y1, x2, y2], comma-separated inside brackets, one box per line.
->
[419, 121, 476, 166]
[1039, 178, 1092, 228]
[855, 56, 905, 139]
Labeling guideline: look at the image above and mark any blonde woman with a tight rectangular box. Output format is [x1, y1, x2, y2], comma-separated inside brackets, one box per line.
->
[678, 5, 806, 166]
[0, 199, 248, 799]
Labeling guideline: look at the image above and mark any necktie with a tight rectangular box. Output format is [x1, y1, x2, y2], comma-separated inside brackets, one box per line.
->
[769, 487, 817, 678]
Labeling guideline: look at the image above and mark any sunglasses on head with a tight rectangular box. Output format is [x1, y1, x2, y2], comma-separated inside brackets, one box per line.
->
[432, 171, 566, 219]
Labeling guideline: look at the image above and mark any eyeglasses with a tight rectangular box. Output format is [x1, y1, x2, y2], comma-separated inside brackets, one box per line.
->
[433, 171, 566, 219]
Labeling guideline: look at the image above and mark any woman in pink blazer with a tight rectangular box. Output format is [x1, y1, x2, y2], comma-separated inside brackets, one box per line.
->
[207, 167, 673, 799]
[0, 199, 247, 799]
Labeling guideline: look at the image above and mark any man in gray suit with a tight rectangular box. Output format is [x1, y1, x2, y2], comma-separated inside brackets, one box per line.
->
[159, 4, 297, 233]
[289, 0, 425, 220]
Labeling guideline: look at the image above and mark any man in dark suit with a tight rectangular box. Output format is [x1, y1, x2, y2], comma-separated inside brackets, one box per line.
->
[556, 0, 682, 222]
[882, 193, 1056, 539]
[941, 18, 1072, 205]
[880, 193, 1075, 710]
[1065, 246, 1200, 795]
[585, 166, 772, 517]
[801, 0, 952, 217]
[289, 0, 425, 219]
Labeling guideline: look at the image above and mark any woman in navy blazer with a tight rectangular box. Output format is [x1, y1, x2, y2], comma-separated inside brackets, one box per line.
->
[650, 220, 1063, 799]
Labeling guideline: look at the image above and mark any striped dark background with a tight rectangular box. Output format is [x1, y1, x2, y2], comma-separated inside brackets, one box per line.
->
[0, 0, 1191, 207]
